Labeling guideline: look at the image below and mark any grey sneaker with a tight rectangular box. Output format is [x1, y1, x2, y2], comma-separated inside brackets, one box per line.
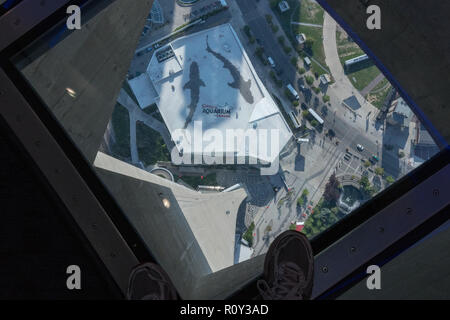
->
[257, 230, 314, 300]
[126, 262, 177, 300]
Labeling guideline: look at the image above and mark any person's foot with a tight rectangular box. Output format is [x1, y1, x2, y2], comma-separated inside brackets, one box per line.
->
[257, 230, 314, 300]
[126, 262, 177, 300]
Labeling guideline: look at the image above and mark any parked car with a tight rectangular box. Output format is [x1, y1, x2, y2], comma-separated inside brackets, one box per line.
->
[356, 144, 364, 152]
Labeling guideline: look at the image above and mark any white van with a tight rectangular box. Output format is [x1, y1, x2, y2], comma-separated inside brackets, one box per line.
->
[268, 56, 275, 68]
[287, 83, 300, 100]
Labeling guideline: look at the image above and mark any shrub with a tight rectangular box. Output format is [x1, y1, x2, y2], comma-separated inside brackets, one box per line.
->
[375, 167, 384, 176]
[298, 67, 306, 74]
[364, 160, 371, 167]
[291, 57, 298, 66]
[293, 100, 299, 107]
[243, 25, 251, 37]
[386, 176, 395, 185]
[323, 95, 330, 103]
[305, 75, 314, 85]
[242, 222, 255, 247]
[311, 119, 319, 127]
[302, 189, 309, 197]
[312, 87, 320, 94]
[324, 173, 341, 203]
[304, 38, 314, 50]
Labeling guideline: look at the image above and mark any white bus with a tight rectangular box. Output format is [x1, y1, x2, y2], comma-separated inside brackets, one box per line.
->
[308, 108, 324, 125]
[286, 83, 299, 100]
[290, 111, 301, 129]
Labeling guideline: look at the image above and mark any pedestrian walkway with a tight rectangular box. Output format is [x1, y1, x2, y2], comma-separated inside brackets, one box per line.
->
[322, 12, 377, 122]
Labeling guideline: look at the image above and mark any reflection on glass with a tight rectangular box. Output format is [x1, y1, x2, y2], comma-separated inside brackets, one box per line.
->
[13, 0, 440, 298]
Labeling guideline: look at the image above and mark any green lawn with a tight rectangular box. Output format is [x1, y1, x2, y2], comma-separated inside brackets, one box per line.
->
[136, 122, 170, 166]
[110, 103, 131, 159]
[294, 25, 328, 75]
[347, 64, 380, 91]
[336, 30, 381, 92]
[292, 0, 325, 25]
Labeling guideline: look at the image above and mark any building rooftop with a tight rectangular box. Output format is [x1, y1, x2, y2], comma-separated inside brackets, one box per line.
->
[279, 1, 290, 12]
[129, 24, 292, 164]
[296, 33, 306, 44]
[388, 98, 413, 127]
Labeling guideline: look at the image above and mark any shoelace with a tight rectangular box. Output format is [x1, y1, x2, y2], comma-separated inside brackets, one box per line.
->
[257, 262, 307, 300]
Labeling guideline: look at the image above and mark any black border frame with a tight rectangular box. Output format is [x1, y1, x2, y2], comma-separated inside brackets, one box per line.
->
[0, 0, 448, 300]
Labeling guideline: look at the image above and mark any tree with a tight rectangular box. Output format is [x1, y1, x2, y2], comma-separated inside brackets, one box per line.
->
[364, 160, 371, 167]
[305, 75, 314, 85]
[359, 176, 370, 188]
[298, 67, 306, 74]
[324, 173, 341, 204]
[359, 176, 375, 196]
[304, 38, 314, 50]
[302, 189, 309, 197]
[293, 100, 299, 107]
[243, 222, 255, 247]
[386, 175, 395, 185]
[283, 46, 292, 54]
[375, 167, 384, 176]
[323, 95, 330, 103]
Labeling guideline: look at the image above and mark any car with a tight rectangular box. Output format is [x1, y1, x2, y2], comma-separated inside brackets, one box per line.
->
[356, 144, 364, 152]
[314, 96, 319, 107]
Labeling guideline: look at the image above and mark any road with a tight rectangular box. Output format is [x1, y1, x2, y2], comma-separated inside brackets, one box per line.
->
[236, 0, 299, 91]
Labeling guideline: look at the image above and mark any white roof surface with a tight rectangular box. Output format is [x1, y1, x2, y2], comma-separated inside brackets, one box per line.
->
[130, 24, 292, 163]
